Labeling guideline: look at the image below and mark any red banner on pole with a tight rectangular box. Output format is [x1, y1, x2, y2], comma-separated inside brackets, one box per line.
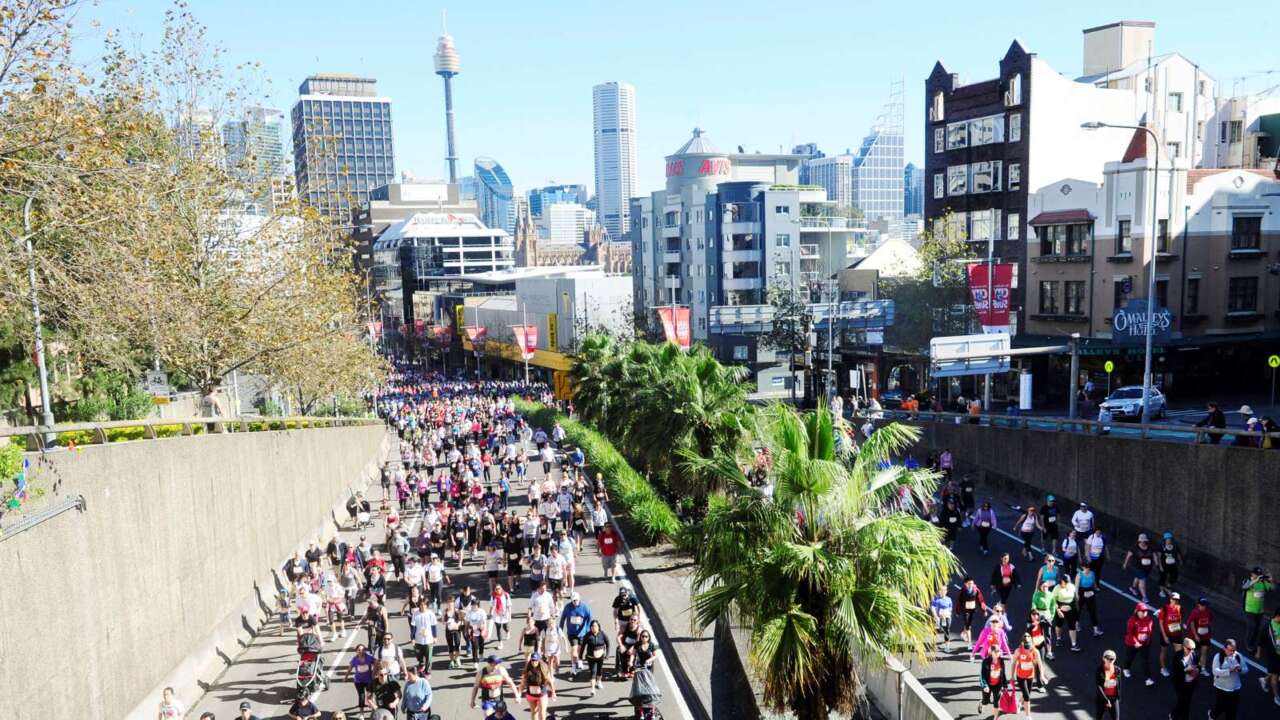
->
[366, 321, 383, 338]
[464, 326, 488, 353]
[966, 262, 1015, 333]
[429, 324, 452, 339]
[657, 306, 692, 349]
[511, 325, 538, 359]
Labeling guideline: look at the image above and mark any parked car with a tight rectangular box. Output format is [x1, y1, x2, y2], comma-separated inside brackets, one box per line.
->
[879, 388, 907, 409]
[1099, 385, 1166, 420]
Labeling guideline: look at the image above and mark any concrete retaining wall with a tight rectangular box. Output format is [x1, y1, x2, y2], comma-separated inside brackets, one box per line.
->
[909, 422, 1280, 590]
[0, 424, 389, 720]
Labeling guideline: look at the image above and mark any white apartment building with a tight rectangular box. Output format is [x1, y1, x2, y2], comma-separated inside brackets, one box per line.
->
[537, 203, 597, 246]
[805, 155, 854, 208]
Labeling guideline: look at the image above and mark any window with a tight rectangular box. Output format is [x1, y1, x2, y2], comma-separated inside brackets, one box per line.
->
[1199, 80, 1208, 96]
[947, 165, 967, 196]
[1155, 279, 1169, 309]
[774, 205, 789, 215]
[1038, 223, 1090, 256]
[1116, 220, 1132, 254]
[1196, 121, 1205, 141]
[934, 127, 945, 153]
[933, 172, 945, 199]
[1168, 92, 1184, 112]
[732, 345, 749, 361]
[697, 317, 707, 331]
[1220, 122, 1228, 143]
[968, 115, 1005, 146]
[775, 233, 791, 247]
[1114, 278, 1130, 310]
[1168, 142, 1182, 159]
[1038, 281, 1059, 313]
[1008, 163, 1021, 190]
[1231, 216, 1262, 250]
[946, 122, 968, 150]
[1185, 278, 1200, 314]
[1156, 219, 1170, 253]
[1228, 277, 1259, 313]
[664, 211, 679, 228]
[1008, 113, 1022, 142]
[1229, 121, 1243, 143]
[1006, 73, 1023, 106]
[931, 91, 945, 122]
[971, 162, 995, 193]
[698, 290, 706, 303]
[1007, 213, 1020, 241]
[970, 210, 994, 243]
[1065, 281, 1086, 315]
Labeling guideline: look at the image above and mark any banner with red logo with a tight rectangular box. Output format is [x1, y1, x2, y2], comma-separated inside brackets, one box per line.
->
[967, 263, 1015, 333]
[511, 325, 538, 359]
[464, 326, 488, 353]
[366, 321, 383, 338]
[429, 324, 452, 339]
[657, 306, 692, 349]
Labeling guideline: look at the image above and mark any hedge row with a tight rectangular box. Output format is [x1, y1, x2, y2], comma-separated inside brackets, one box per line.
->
[516, 398, 681, 544]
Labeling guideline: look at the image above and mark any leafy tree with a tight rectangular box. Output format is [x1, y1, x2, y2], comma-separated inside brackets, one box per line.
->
[882, 211, 976, 353]
[762, 281, 814, 406]
[56, 368, 153, 422]
[688, 405, 956, 720]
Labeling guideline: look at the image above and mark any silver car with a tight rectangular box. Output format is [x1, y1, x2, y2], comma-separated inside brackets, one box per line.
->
[1099, 385, 1166, 420]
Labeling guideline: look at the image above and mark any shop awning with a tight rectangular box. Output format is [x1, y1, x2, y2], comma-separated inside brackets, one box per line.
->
[1028, 209, 1094, 225]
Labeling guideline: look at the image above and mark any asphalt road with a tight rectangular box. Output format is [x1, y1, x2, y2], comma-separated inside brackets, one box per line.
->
[913, 498, 1278, 719]
[189, 439, 686, 720]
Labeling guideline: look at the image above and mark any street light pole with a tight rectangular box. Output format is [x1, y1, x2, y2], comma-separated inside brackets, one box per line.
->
[22, 197, 57, 444]
[1082, 121, 1162, 426]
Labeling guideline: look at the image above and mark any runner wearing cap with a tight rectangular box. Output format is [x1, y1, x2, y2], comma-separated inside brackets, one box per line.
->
[519, 651, 556, 720]
[1187, 597, 1215, 671]
[469, 655, 521, 713]
[1157, 531, 1183, 599]
[1042, 494, 1061, 548]
[1071, 502, 1095, 535]
[1157, 592, 1186, 677]
[559, 592, 594, 675]
[1122, 602, 1157, 686]
[1122, 533, 1157, 603]
[1096, 649, 1121, 719]
[235, 700, 260, 720]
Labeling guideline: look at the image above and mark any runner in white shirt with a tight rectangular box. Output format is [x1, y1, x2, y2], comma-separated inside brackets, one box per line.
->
[529, 581, 557, 636]
[1072, 503, 1095, 534]
[410, 603, 437, 669]
[545, 547, 567, 601]
[404, 556, 426, 591]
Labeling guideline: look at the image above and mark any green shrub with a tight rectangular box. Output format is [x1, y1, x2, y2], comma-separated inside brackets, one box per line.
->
[515, 398, 681, 543]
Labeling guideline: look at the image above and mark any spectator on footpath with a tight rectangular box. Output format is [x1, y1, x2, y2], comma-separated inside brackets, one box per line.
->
[1243, 567, 1275, 652]
[1195, 401, 1227, 444]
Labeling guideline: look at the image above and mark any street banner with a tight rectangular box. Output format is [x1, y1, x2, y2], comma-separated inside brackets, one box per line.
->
[511, 325, 538, 359]
[657, 306, 692, 349]
[464, 326, 488, 353]
[966, 263, 1014, 333]
[429, 324, 452, 339]
[366, 321, 383, 338]
[412, 319, 426, 335]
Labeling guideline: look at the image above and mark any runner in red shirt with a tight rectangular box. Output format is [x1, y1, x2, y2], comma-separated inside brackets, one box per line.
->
[598, 525, 621, 583]
[1122, 602, 1157, 686]
[1186, 597, 1214, 671]
[1158, 592, 1186, 677]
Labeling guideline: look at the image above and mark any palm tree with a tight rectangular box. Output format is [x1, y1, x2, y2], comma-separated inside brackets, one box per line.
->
[568, 334, 617, 426]
[688, 404, 956, 720]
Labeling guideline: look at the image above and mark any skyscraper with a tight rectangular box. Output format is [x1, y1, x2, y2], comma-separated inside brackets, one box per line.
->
[222, 106, 289, 213]
[474, 157, 515, 234]
[805, 154, 854, 209]
[903, 162, 924, 216]
[527, 183, 588, 218]
[433, 32, 461, 183]
[850, 82, 905, 223]
[291, 74, 395, 225]
[592, 81, 637, 240]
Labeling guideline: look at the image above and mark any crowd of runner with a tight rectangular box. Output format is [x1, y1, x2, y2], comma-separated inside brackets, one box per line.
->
[918, 450, 1278, 720]
[232, 369, 666, 720]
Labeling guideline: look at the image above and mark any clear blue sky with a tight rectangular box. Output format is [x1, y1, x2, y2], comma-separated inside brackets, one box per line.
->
[81, 1, 1276, 194]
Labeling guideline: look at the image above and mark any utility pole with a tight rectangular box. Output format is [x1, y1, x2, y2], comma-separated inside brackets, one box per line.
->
[1068, 333, 1080, 420]
[520, 299, 530, 385]
[825, 278, 837, 407]
[983, 232, 994, 411]
[23, 197, 56, 445]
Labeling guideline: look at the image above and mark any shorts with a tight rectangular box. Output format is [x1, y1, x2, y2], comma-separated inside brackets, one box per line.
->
[1160, 632, 1183, 647]
[548, 578, 563, 593]
[446, 630, 461, 652]
[602, 554, 618, 573]
[1262, 647, 1280, 674]
[487, 570, 498, 579]
[1016, 677, 1035, 700]
[535, 618, 549, 632]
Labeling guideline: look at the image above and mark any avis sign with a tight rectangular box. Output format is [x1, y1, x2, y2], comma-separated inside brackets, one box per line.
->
[664, 158, 732, 178]
[1111, 299, 1173, 345]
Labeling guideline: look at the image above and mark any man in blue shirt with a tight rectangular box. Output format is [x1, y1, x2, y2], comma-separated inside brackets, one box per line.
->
[559, 592, 595, 674]
[402, 665, 433, 720]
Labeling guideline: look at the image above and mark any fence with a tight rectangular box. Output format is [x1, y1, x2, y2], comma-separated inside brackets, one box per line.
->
[867, 409, 1279, 446]
[1, 415, 380, 451]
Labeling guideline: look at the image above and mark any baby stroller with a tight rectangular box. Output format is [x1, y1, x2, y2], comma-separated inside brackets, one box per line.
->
[296, 632, 328, 700]
[628, 667, 663, 720]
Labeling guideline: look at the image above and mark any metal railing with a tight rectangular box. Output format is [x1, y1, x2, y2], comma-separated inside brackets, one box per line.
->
[1, 415, 381, 451]
[861, 409, 1280, 446]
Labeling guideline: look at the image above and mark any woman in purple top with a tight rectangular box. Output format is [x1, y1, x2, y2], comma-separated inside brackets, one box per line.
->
[348, 644, 377, 713]
[972, 501, 998, 556]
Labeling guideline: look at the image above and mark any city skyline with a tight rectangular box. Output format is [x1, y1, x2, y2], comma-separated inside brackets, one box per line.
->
[82, 2, 1274, 196]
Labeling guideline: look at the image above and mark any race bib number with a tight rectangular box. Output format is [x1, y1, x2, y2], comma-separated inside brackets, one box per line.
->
[1083, 590, 1095, 598]
[980, 522, 991, 528]
[509, 552, 521, 560]
[1165, 556, 1176, 565]
[948, 516, 958, 524]
[1020, 661, 1033, 672]
[1137, 632, 1149, 642]
[603, 538, 614, 546]
[965, 601, 977, 610]
[570, 616, 583, 625]
[592, 647, 605, 658]
[1002, 577, 1011, 585]
[1167, 622, 1181, 633]
[1196, 626, 1209, 637]
[1140, 558, 1151, 566]
[1254, 591, 1265, 599]
[1104, 678, 1117, 689]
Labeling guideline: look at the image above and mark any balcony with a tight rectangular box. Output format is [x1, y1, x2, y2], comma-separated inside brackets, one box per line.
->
[728, 233, 760, 251]
[665, 240, 681, 253]
[800, 216, 853, 231]
[722, 203, 760, 224]
[730, 261, 761, 279]
[724, 277, 764, 291]
[663, 252, 682, 264]
[724, 249, 759, 263]
[662, 224, 682, 238]
[661, 275, 682, 289]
